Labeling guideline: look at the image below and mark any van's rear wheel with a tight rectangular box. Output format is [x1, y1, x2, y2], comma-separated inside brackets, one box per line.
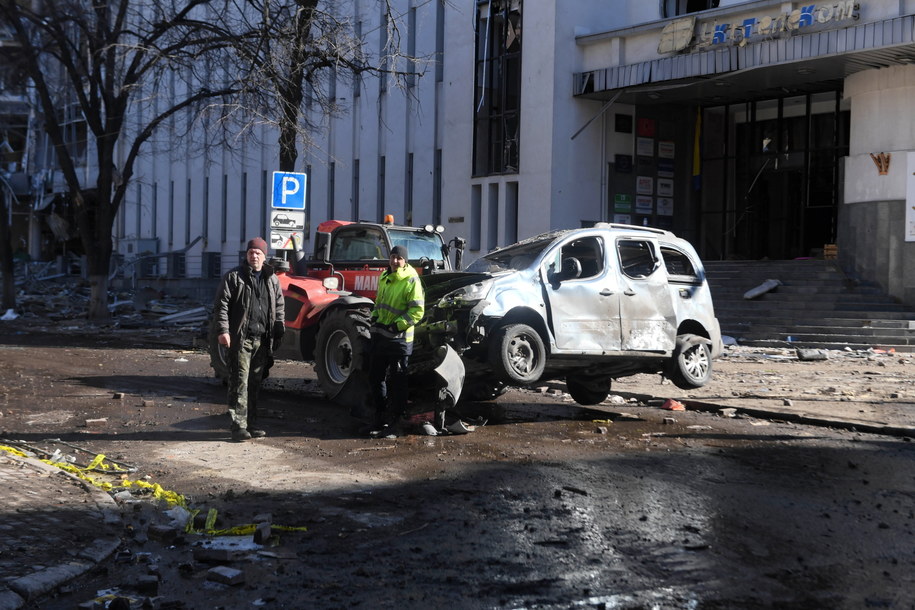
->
[667, 334, 712, 390]
[314, 308, 371, 408]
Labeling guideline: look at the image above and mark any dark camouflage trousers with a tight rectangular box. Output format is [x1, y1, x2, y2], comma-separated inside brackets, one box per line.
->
[228, 336, 269, 431]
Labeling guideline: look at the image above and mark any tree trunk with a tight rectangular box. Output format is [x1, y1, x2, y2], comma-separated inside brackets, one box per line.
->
[85, 238, 114, 320]
[87, 272, 111, 320]
[277, 0, 317, 172]
[82, 189, 115, 321]
[0, 189, 15, 311]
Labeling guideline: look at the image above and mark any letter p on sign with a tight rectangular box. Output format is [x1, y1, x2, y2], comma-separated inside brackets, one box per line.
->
[272, 171, 307, 210]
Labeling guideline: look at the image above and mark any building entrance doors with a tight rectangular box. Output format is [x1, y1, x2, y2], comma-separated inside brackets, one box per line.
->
[697, 92, 848, 261]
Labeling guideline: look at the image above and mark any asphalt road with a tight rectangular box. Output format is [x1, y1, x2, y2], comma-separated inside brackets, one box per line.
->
[0, 326, 913, 609]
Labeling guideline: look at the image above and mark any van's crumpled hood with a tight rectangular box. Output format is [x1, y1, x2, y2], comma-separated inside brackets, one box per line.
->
[420, 271, 502, 302]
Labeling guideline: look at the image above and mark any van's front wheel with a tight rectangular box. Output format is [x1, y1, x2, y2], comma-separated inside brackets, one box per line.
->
[489, 323, 546, 384]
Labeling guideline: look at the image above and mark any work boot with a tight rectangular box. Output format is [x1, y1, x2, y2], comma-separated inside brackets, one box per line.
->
[374, 420, 405, 439]
[249, 429, 266, 438]
[232, 428, 252, 442]
[359, 415, 386, 437]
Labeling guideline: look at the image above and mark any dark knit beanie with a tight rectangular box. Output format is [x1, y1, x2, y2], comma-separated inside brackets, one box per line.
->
[247, 237, 268, 256]
[390, 245, 408, 259]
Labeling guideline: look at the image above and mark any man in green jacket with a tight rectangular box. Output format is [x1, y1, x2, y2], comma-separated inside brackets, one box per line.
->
[213, 237, 285, 442]
[367, 244, 425, 437]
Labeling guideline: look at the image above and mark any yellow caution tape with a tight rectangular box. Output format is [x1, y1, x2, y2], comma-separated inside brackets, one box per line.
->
[0, 445, 307, 537]
[205, 523, 308, 536]
[0, 445, 28, 458]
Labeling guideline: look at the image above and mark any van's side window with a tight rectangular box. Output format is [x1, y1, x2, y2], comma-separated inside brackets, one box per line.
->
[660, 245, 700, 282]
[618, 240, 658, 278]
[560, 237, 604, 279]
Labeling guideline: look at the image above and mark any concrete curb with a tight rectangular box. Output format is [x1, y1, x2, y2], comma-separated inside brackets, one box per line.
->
[614, 391, 915, 438]
[0, 454, 123, 609]
[682, 398, 915, 438]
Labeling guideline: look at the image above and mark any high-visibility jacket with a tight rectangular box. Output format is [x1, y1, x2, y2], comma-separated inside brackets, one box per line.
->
[371, 264, 425, 345]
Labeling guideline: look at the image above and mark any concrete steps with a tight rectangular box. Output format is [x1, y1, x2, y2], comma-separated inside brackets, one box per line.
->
[704, 260, 915, 352]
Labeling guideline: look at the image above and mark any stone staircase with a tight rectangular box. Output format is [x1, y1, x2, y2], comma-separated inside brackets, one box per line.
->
[703, 259, 915, 352]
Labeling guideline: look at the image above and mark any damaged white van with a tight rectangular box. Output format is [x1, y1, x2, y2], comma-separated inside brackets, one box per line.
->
[415, 223, 723, 405]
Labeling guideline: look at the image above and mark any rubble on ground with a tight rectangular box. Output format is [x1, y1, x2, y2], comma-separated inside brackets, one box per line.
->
[2, 269, 213, 346]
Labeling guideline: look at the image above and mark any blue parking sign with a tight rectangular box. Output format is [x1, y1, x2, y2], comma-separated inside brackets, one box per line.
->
[272, 171, 307, 209]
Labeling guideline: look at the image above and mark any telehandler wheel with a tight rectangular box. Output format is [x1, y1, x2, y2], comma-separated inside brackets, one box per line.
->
[314, 308, 372, 407]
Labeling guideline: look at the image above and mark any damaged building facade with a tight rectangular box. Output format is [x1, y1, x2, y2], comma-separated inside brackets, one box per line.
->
[8, 0, 915, 307]
[572, 0, 915, 306]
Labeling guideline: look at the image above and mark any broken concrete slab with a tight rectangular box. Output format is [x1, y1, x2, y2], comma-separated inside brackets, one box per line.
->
[743, 279, 782, 299]
[796, 348, 829, 361]
[8, 561, 93, 602]
[206, 566, 245, 586]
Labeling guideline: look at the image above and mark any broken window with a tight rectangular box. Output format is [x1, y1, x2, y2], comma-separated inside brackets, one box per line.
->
[660, 245, 700, 283]
[560, 237, 604, 280]
[618, 239, 658, 279]
[473, 0, 521, 176]
[57, 103, 87, 167]
[661, 0, 720, 18]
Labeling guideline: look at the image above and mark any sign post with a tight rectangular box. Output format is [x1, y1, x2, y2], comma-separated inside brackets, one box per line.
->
[271, 171, 307, 250]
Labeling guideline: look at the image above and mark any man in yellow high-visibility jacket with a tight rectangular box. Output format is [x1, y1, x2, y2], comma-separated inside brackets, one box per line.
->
[367, 244, 425, 437]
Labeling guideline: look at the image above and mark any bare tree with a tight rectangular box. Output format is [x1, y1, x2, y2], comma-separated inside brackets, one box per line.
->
[0, 0, 245, 320]
[226, 0, 426, 172]
[0, 0, 428, 318]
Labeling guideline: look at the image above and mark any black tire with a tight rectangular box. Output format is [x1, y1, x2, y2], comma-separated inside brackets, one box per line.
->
[566, 374, 611, 405]
[463, 378, 508, 401]
[668, 335, 712, 390]
[314, 308, 371, 407]
[488, 323, 546, 384]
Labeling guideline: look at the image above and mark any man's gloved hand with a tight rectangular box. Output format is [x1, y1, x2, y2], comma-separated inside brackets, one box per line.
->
[388, 322, 400, 333]
[272, 321, 285, 351]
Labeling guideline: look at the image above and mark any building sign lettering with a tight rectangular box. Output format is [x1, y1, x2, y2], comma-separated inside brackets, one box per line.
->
[659, 2, 859, 53]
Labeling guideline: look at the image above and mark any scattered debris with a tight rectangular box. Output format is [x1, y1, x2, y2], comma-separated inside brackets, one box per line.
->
[661, 399, 686, 411]
[561, 485, 589, 496]
[206, 565, 245, 586]
[743, 278, 782, 299]
[796, 348, 828, 361]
